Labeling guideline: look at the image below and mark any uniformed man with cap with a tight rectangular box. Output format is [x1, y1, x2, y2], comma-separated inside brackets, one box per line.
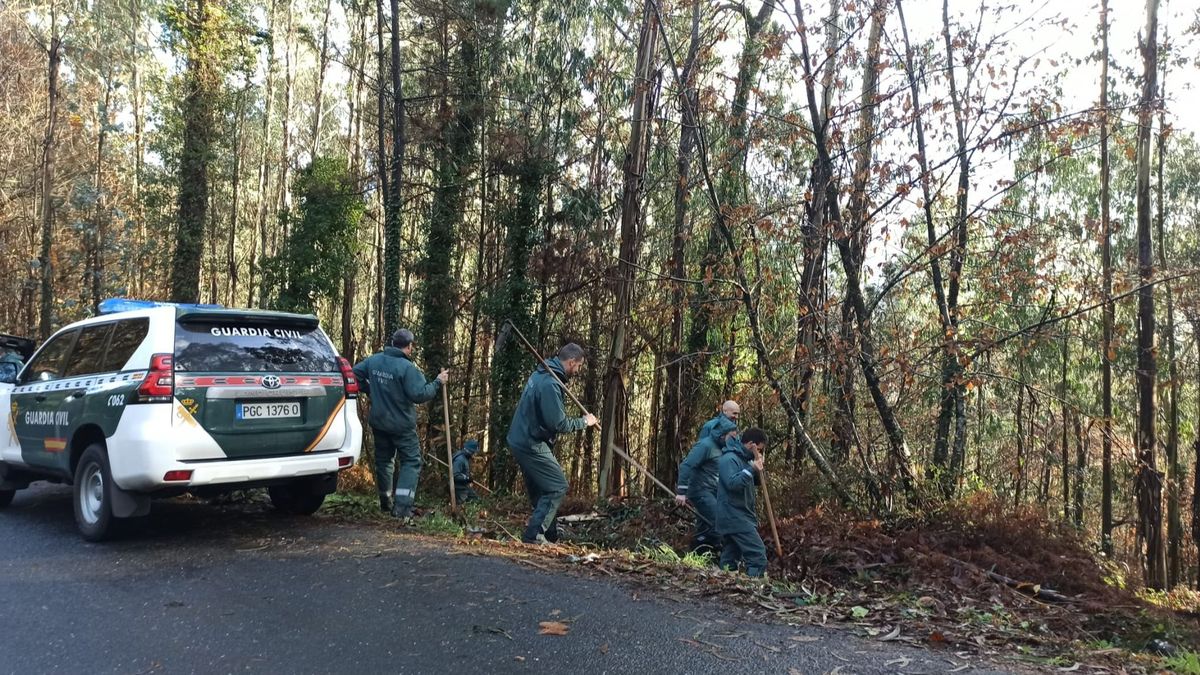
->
[353, 329, 448, 520]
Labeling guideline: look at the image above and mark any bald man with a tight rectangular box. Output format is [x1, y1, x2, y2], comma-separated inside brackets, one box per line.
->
[698, 400, 740, 440]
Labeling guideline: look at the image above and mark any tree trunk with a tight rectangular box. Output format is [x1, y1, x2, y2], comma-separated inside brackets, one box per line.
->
[1015, 381, 1025, 505]
[487, 163, 545, 493]
[250, 0, 277, 307]
[383, 0, 405, 334]
[832, 0, 886, 471]
[310, 0, 333, 156]
[227, 81, 247, 308]
[1061, 329, 1070, 519]
[1098, 0, 1115, 557]
[1154, 70, 1180, 587]
[90, 77, 114, 313]
[1074, 416, 1086, 529]
[37, 27, 63, 339]
[599, 2, 658, 497]
[419, 9, 480, 376]
[929, 0, 971, 497]
[661, 0, 700, 489]
[1133, 0, 1164, 590]
[171, 0, 216, 304]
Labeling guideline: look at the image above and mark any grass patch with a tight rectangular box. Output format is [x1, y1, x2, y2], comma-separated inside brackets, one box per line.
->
[638, 543, 713, 570]
[322, 492, 387, 520]
[415, 511, 464, 537]
[1166, 651, 1200, 675]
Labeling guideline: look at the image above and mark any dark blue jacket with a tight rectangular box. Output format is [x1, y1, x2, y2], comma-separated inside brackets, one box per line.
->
[506, 358, 586, 450]
[716, 435, 760, 535]
[453, 440, 479, 486]
[677, 416, 738, 498]
[352, 347, 440, 436]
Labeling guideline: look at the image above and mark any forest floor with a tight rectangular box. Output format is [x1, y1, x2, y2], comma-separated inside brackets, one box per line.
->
[329, 467, 1200, 674]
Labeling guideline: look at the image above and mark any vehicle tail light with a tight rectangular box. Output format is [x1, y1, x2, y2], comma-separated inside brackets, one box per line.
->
[338, 457, 352, 469]
[134, 353, 174, 403]
[163, 470, 193, 482]
[338, 357, 359, 398]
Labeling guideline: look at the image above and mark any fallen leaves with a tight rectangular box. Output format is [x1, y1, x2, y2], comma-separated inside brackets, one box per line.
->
[538, 621, 570, 636]
[878, 626, 902, 642]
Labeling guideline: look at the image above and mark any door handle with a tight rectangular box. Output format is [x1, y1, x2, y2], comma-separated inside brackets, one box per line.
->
[34, 394, 46, 402]
[69, 389, 87, 399]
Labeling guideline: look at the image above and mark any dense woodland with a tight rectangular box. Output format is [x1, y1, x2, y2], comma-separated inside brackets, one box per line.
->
[2, 0, 1200, 590]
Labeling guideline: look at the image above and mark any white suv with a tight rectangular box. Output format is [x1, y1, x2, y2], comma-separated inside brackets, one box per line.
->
[0, 300, 363, 540]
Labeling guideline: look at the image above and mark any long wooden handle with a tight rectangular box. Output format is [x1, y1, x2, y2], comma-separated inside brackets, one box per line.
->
[442, 384, 457, 511]
[502, 320, 590, 413]
[759, 466, 784, 559]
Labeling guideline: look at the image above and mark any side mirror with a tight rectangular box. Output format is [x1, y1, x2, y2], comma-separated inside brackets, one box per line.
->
[0, 363, 17, 385]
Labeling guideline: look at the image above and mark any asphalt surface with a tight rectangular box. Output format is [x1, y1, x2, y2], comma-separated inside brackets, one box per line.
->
[0, 484, 1014, 674]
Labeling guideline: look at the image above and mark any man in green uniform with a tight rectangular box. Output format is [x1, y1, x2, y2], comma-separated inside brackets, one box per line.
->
[353, 329, 448, 519]
[506, 343, 597, 545]
[452, 439, 481, 504]
[675, 416, 738, 556]
[716, 427, 769, 577]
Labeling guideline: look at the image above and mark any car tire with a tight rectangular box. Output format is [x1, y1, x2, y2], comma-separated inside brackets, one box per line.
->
[0, 488, 14, 508]
[268, 482, 325, 516]
[73, 444, 117, 542]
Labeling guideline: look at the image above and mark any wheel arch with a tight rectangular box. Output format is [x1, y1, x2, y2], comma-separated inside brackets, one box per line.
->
[69, 424, 107, 482]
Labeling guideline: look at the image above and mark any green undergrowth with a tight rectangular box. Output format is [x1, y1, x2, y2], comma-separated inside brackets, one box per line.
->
[1166, 650, 1200, 674]
[637, 543, 713, 570]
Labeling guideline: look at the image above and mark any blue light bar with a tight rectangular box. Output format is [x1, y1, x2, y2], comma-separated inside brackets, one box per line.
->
[98, 298, 225, 315]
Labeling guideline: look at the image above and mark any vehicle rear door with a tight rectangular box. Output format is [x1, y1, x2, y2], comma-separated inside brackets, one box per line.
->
[172, 315, 346, 459]
[12, 329, 78, 470]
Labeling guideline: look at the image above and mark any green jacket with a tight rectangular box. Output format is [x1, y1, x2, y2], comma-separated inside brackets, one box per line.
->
[677, 416, 738, 498]
[716, 435, 760, 535]
[698, 412, 736, 442]
[352, 347, 440, 436]
[506, 357, 586, 451]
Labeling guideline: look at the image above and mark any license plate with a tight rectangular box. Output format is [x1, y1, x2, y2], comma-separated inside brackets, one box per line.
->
[236, 401, 301, 420]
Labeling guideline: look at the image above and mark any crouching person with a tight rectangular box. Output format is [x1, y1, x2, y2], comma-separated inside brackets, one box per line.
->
[453, 439, 481, 504]
[716, 428, 770, 577]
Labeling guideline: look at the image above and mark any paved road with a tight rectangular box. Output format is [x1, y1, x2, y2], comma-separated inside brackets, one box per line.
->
[0, 484, 1011, 674]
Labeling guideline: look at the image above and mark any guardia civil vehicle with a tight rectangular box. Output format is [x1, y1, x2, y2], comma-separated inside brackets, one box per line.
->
[0, 299, 363, 540]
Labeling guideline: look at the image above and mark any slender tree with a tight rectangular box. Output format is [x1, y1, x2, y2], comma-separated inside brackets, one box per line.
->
[1133, 0, 1164, 590]
[171, 0, 220, 303]
[1098, 0, 1115, 557]
[598, 2, 658, 497]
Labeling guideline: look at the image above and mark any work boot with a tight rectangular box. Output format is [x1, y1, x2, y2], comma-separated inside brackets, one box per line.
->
[379, 495, 392, 514]
[523, 534, 550, 546]
[391, 503, 412, 520]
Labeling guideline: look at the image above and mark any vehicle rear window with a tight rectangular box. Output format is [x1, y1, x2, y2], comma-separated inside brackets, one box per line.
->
[173, 321, 337, 373]
[100, 318, 149, 372]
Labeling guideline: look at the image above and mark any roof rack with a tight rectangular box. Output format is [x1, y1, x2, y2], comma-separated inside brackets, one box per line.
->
[98, 298, 225, 315]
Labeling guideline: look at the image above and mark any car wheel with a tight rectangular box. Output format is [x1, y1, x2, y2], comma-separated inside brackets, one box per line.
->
[268, 483, 325, 516]
[0, 488, 14, 508]
[74, 444, 116, 541]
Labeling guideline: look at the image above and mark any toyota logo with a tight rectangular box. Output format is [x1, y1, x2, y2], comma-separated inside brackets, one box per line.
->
[261, 375, 282, 390]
